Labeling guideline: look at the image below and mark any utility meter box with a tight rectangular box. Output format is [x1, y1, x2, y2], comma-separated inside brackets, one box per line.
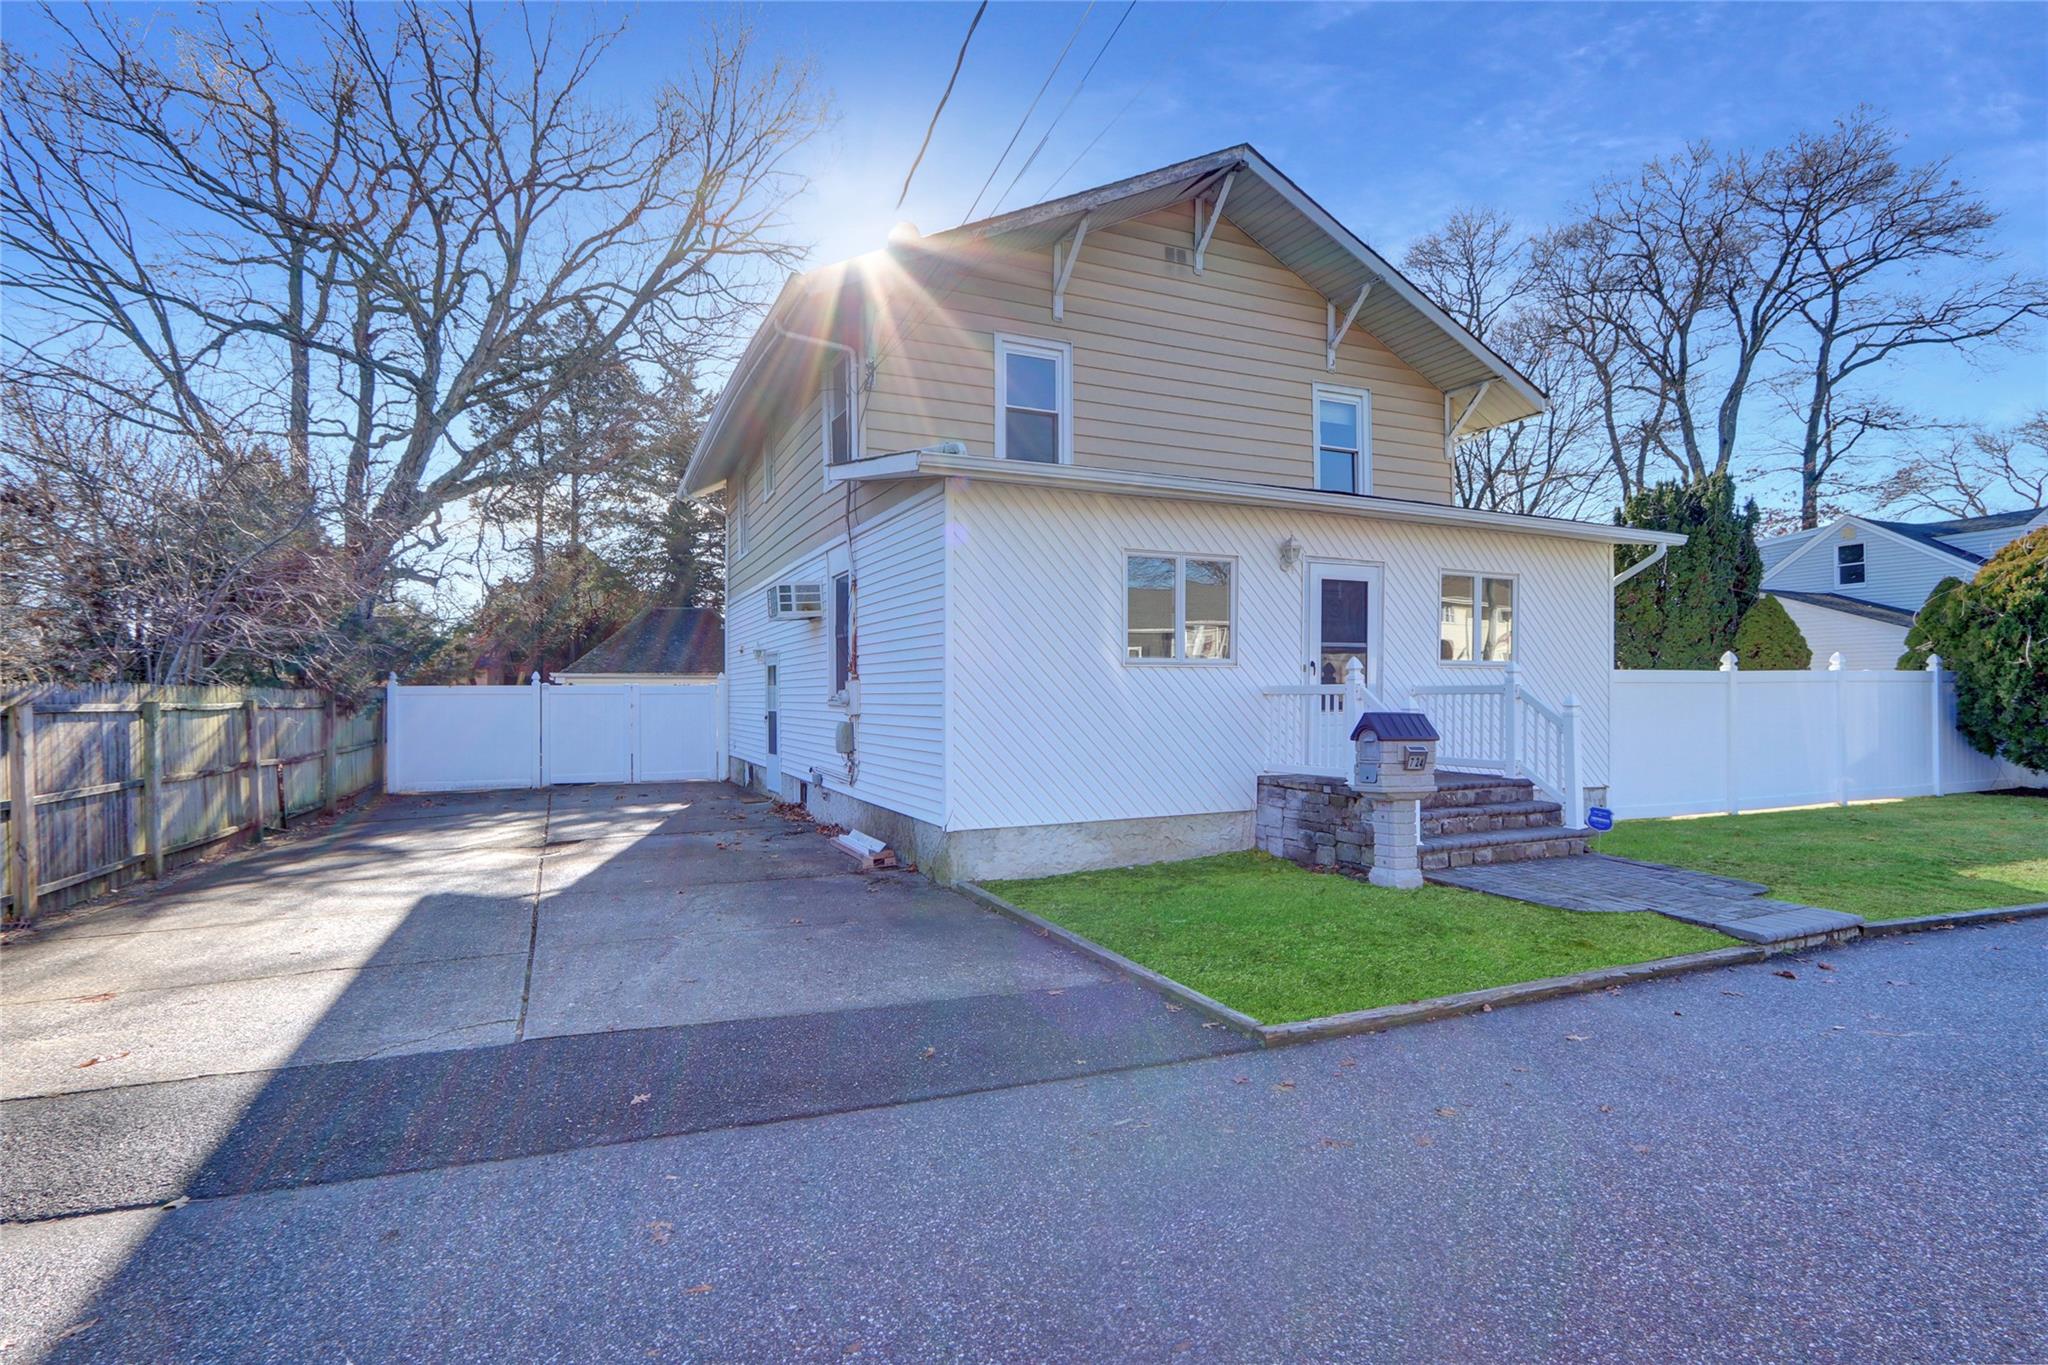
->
[1348, 711, 1440, 797]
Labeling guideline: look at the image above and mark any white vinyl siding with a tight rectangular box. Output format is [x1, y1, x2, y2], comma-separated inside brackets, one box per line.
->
[944, 480, 1615, 832]
[726, 488, 946, 824]
[1768, 595, 1911, 671]
[864, 209, 1453, 502]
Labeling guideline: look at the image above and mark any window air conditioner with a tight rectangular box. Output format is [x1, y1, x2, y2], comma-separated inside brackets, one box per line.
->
[767, 582, 825, 619]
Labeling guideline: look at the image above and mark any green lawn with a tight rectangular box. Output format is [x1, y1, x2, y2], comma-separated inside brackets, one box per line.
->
[986, 851, 1732, 1024]
[1593, 793, 2048, 921]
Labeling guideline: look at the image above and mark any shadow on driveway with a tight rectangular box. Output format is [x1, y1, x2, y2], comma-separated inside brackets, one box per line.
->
[2, 783, 1245, 1355]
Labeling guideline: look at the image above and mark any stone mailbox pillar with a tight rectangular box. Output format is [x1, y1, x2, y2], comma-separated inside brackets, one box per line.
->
[1347, 711, 1441, 890]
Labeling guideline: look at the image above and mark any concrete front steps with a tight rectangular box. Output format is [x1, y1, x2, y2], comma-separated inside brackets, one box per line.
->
[1255, 770, 1592, 876]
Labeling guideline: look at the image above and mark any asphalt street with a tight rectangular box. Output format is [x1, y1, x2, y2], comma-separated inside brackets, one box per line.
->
[5, 917, 2042, 1362]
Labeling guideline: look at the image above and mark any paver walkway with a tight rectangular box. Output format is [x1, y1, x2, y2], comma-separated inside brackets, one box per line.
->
[1428, 853, 1864, 943]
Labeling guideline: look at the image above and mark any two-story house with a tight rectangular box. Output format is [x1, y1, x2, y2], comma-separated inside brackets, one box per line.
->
[680, 146, 1686, 882]
[1759, 508, 2047, 668]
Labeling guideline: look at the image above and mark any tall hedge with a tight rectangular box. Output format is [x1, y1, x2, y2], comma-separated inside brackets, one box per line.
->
[1898, 529, 2048, 772]
[1614, 474, 1764, 669]
[1733, 594, 1811, 669]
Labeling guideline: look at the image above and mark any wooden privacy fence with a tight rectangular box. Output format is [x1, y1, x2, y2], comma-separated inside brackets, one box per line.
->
[1, 684, 384, 923]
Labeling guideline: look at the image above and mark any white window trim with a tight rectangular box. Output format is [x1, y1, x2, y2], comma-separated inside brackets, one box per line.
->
[730, 487, 747, 561]
[994, 333, 1074, 465]
[819, 352, 858, 470]
[1439, 569, 1517, 666]
[1312, 383, 1372, 495]
[1834, 541, 1866, 589]
[1122, 551, 1238, 667]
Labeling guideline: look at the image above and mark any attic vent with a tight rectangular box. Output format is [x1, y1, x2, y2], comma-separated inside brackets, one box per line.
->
[1163, 245, 1191, 268]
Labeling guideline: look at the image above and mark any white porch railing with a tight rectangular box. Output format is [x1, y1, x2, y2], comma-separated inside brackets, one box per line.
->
[1261, 657, 1379, 777]
[1408, 661, 1582, 826]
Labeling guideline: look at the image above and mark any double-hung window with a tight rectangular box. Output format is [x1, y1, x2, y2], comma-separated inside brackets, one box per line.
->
[822, 354, 856, 466]
[995, 334, 1070, 463]
[1440, 573, 1514, 663]
[1125, 555, 1234, 662]
[1836, 542, 1865, 586]
[831, 571, 853, 696]
[729, 487, 746, 561]
[1313, 385, 1370, 494]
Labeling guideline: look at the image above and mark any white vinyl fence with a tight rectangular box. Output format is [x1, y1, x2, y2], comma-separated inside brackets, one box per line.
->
[1610, 654, 2029, 820]
[385, 675, 724, 794]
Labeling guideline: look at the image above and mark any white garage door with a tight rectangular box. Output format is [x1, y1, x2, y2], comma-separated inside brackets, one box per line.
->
[387, 680, 721, 792]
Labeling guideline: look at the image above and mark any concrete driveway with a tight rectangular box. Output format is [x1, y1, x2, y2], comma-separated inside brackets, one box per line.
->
[2, 784, 1243, 1223]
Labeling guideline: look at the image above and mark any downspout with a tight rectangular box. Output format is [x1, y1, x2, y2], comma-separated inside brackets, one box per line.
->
[1613, 542, 1668, 588]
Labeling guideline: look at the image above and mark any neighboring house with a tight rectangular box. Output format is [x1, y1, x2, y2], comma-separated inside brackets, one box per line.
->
[557, 606, 725, 684]
[1759, 507, 2046, 668]
[679, 145, 1686, 882]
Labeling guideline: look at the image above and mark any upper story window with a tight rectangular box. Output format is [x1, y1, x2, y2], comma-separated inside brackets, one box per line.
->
[729, 489, 746, 561]
[1313, 385, 1371, 494]
[1836, 542, 1865, 586]
[823, 354, 856, 465]
[1440, 573, 1513, 663]
[995, 334, 1071, 463]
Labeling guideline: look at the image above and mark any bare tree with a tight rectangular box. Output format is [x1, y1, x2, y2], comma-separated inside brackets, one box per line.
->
[1763, 112, 2048, 527]
[0, 384, 369, 685]
[1868, 412, 2048, 519]
[1403, 209, 1614, 516]
[1, 2, 821, 621]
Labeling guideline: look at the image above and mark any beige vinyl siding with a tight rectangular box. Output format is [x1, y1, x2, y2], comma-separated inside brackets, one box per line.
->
[865, 207, 1453, 502]
[726, 358, 928, 596]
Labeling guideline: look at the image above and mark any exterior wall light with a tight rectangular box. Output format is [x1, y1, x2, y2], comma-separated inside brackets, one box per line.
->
[1278, 536, 1303, 571]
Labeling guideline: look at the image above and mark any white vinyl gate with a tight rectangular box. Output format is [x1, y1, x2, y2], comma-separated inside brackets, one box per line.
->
[385, 677, 724, 793]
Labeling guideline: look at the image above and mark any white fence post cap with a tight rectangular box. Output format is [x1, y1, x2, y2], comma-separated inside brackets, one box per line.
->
[1828, 651, 1845, 671]
[1925, 653, 1942, 671]
[1719, 651, 1739, 672]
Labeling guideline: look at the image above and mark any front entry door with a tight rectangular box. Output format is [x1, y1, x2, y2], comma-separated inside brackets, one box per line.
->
[1306, 562, 1379, 690]
[762, 661, 781, 791]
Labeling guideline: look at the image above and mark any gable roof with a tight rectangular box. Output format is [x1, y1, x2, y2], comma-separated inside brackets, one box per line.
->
[1766, 590, 1917, 628]
[560, 607, 724, 677]
[1868, 507, 2045, 564]
[1764, 513, 1985, 583]
[684, 144, 1545, 496]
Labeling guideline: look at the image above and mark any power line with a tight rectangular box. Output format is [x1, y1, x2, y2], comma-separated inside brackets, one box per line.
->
[1037, 1, 1218, 203]
[959, 2, 1096, 226]
[988, 0, 1138, 216]
[896, 0, 990, 212]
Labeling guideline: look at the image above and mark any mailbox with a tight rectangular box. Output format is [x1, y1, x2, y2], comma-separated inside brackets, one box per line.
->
[1348, 711, 1439, 797]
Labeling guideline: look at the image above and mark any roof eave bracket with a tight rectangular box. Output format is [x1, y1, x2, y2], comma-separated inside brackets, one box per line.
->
[1051, 213, 1092, 321]
[1191, 172, 1235, 275]
[1449, 380, 1494, 440]
[1326, 282, 1372, 371]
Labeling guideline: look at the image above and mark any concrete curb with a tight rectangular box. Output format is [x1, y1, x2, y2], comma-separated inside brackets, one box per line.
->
[963, 883, 2044, 1049]
[1860, 901, 2048, 937]
[956, 884, 1265, 1039]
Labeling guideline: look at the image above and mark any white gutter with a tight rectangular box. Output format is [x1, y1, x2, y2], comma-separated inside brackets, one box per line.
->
[830, 450, 1688, 549]
[1612, 541, 1669, 587]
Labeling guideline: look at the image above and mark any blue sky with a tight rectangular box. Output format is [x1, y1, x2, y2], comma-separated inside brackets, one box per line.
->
[7, 1, 2045, 521]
